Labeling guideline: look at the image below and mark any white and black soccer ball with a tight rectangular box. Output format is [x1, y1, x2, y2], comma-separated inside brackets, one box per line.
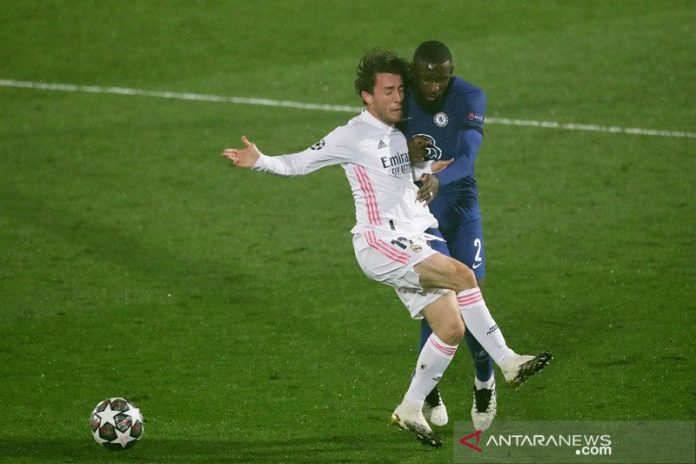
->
[89, 397, 144, 450]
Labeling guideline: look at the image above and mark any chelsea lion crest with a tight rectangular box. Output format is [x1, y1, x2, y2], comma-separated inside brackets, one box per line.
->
[433, 112, 448, 127]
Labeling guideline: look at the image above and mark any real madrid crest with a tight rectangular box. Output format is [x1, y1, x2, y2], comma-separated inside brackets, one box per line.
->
[409, 243, 423, 253]
[433, 112, 448, 127]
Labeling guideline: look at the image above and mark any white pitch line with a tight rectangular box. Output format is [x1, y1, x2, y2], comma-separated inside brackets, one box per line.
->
[1, 78, 695, 139]
[0, 79, 361, 113]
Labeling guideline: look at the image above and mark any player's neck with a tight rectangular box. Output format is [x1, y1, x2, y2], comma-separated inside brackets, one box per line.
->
[415, 95, 443, 113]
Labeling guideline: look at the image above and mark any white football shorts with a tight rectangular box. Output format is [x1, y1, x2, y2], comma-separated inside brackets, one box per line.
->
[352, 230, 452, 319]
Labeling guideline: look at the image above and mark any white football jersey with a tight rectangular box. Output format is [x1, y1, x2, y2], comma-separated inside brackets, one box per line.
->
[253, 109, 438, 236]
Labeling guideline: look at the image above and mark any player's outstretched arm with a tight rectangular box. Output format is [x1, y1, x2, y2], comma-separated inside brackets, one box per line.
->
[222, 135, 260, 168]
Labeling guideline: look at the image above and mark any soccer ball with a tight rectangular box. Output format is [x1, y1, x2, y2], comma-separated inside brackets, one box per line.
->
[89, 397, 144, 450]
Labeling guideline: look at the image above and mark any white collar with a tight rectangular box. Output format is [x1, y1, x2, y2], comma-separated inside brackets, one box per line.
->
[360, 108, 395, 131]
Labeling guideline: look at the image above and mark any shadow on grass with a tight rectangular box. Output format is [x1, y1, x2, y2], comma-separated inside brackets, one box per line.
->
[0, 433, 438, 463]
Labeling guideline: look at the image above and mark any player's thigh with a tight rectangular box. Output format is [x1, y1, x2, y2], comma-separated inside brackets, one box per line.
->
[450, 218, 486, 280]
[414, 251, 476, 291]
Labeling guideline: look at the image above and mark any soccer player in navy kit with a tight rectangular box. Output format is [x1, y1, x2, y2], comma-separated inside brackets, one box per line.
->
[400, 41, 496, 431]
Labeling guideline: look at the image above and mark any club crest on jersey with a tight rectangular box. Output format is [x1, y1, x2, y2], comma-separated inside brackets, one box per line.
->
[433, 112, 448, 127]
[391, 237, 422, 253]
[310, 139, 325, 150]
[413, 133, 443, 161]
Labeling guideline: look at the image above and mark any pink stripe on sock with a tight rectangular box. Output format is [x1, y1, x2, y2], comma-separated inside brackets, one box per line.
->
[457, 289, 483, 307]
[429, 336, 458, 358]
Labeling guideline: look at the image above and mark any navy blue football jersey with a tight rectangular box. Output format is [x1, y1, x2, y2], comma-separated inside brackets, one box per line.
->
[400, 77, 486, 218]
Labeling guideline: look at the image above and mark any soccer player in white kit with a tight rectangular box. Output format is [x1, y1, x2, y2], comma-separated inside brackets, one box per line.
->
[223, 49, 551, 447]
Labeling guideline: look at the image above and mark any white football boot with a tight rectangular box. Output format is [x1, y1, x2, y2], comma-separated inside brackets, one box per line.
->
[391, 401, 442, 447]
[471, 379, 497, 432]
[500, 351, 553, 387]
[422, 387, 448, 427]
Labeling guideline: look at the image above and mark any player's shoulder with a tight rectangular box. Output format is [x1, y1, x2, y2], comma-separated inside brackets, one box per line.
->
[337, 114, 368, 136]
[323, 114, 369, 146]
[450, 77, 486, 101]
[447, 77, 486, 120]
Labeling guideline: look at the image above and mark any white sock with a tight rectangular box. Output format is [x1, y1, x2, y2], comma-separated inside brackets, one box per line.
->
[457, 288, 514, 365]
[403, 333, 458, 407]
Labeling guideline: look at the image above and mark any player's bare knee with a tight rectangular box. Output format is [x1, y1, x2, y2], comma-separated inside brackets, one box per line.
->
[439, 319, 464, 345]
[453, 261, 477, 292]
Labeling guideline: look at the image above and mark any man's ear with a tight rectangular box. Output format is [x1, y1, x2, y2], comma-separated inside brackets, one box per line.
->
[360, 90, 373, 105]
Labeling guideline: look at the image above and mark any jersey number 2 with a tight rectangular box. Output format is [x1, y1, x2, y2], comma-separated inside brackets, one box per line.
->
[473, 238, 483, 269]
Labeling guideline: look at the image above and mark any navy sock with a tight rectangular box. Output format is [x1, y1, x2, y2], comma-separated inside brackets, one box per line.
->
[464, 330, 494, 382]
[419, 318, 433, 351]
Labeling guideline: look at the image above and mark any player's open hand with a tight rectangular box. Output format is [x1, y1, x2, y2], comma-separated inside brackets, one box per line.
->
[222, 136, 260, 168]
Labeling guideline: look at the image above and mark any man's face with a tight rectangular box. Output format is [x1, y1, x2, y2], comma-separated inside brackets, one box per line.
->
[362, 72, 404, 126]
[412, 60, 453, 108]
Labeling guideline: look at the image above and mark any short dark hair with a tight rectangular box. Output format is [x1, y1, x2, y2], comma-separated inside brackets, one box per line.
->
[413, 40, 453, 65]
[354, 48, 409, 97]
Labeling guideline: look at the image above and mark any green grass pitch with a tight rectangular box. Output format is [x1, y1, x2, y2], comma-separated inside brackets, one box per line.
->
[1, 1, 694, 463]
